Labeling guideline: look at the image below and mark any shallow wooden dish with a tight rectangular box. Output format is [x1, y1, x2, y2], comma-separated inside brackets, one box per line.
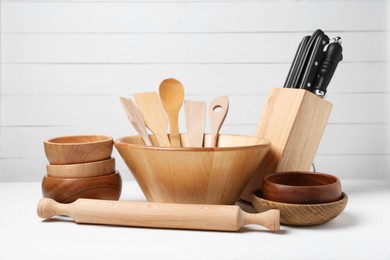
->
[115, 134, 270, 205]
[262, 171, 342, 204]
[44, 135, 113, 165]
[46, 157, 115, 178]
[251, 189, 348, 226]
[42, 171, 122, 203]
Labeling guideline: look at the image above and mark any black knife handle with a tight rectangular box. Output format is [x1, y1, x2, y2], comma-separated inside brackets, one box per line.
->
[283, 36, 310, 88]
[298, 34, 329, 90]
[313, 42, 343, 96]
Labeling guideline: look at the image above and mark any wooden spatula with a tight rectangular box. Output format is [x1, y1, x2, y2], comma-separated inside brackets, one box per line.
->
[134, 92, 171, 147]
[185, 100, 206, 147]
[208, 96, 229, 147]
[119, 97, 152, 146]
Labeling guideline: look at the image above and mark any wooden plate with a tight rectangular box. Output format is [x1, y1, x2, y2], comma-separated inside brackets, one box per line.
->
[251, 189, 348, 226]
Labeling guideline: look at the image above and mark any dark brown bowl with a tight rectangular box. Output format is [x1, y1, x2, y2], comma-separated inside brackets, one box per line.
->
[42, 171, 122, 203]
[262, 171, 342, 204]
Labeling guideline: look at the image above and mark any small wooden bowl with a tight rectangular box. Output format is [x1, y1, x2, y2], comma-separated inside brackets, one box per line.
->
[251, 189, 348, 226]
[115, 134, 271, 205]
[42, 171, 122, 203]
[262, 171, 342, 204]
[44, 135, 113, 165]
[46, 157, 116, 178]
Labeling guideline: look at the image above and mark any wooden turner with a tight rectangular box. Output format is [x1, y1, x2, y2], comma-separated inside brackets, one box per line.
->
[38, 198, 280, 232]
[119, 97, 152, 146]
[134, 92, 171, 147]
[185, 100, 206, 147]
[208, 96, 229, 147]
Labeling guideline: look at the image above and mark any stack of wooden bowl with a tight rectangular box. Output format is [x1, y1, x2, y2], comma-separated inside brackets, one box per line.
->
[251, 171, 348, 226]
[42, 135, 122, 203]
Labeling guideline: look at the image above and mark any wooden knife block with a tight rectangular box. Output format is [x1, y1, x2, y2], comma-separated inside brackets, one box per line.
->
[240, 88, 333, 202]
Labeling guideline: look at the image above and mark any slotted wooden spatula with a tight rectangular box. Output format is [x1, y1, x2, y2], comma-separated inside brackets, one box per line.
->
[134, 92, 171, 147]
[119, 97, 152, 146]
[208, 96, 229, 147]
[185, 100, 206, 147]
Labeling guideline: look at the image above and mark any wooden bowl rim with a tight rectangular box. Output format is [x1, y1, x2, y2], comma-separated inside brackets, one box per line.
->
[114, 134, 271, 152]
[264, 171, 340, 189]
[43, 170, 119, 181]
[46, 157, 115, 169]
[251, 189, 348, 207]
[46, 157, 116, 178]
[44, 135, 113, 145]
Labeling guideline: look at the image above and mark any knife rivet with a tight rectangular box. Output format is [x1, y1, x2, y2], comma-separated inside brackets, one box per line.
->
[315, 61, 319, 66]
[307, 83, 311, 87]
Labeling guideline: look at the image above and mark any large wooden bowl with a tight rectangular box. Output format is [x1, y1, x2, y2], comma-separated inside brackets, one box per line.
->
[262, 171, 343, 204]
[44, 135, 113, 165]
[42, 171, 122, 203]
[46, 157, 116, 178]
[251, 189, 348, 226]
[115, 134, 270, 205]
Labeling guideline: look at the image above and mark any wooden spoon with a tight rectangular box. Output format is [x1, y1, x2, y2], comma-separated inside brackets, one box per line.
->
[159, 78, 185, 147]
[38, 198, 280, 232]
[134, 92, 171, 147]
[119, 97, 152, 146]
[208, 96, 229, 147]
[185, 100, 206, 147]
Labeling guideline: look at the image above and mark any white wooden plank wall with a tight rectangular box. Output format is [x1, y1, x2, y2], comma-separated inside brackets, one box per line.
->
[0, 0, 389, 182]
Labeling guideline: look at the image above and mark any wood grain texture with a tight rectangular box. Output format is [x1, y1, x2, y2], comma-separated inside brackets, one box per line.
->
[262, 172, 342, 204]
[240, 89, 332, 201]
[119, 97, 152, 146]
[251, 190, 348, 226]
[41, 171, 122, 203]
[134, 92, 171, 147]
[46, 157, 115, 178]
[37, 198, 280, 232]
[44, 135, 114, 165]
[159, 78, 184, 147]
[208, 96, 229, 147]
[114, 134, 270, 204]
[185, 100, 206, 147]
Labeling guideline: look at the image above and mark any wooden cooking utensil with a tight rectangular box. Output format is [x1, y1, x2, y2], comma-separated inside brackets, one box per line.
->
[184, 100, 206, 147]
[208, 96, 229, 147]
[38, 198, 280, 232]
[119, 97, 152, 146]
[134, 92, 171, 147]
[159, 78, 185, 147]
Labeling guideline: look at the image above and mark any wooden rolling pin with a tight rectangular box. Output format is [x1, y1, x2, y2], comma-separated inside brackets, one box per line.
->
[37, 198, 280, 232]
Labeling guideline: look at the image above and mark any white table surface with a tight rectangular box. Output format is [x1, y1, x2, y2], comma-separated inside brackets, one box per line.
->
[1, 180, 390, 260]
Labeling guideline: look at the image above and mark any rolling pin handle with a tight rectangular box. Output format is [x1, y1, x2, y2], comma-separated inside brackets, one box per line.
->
[240, 209, 280, 231]
[37, 198, 72, 219]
